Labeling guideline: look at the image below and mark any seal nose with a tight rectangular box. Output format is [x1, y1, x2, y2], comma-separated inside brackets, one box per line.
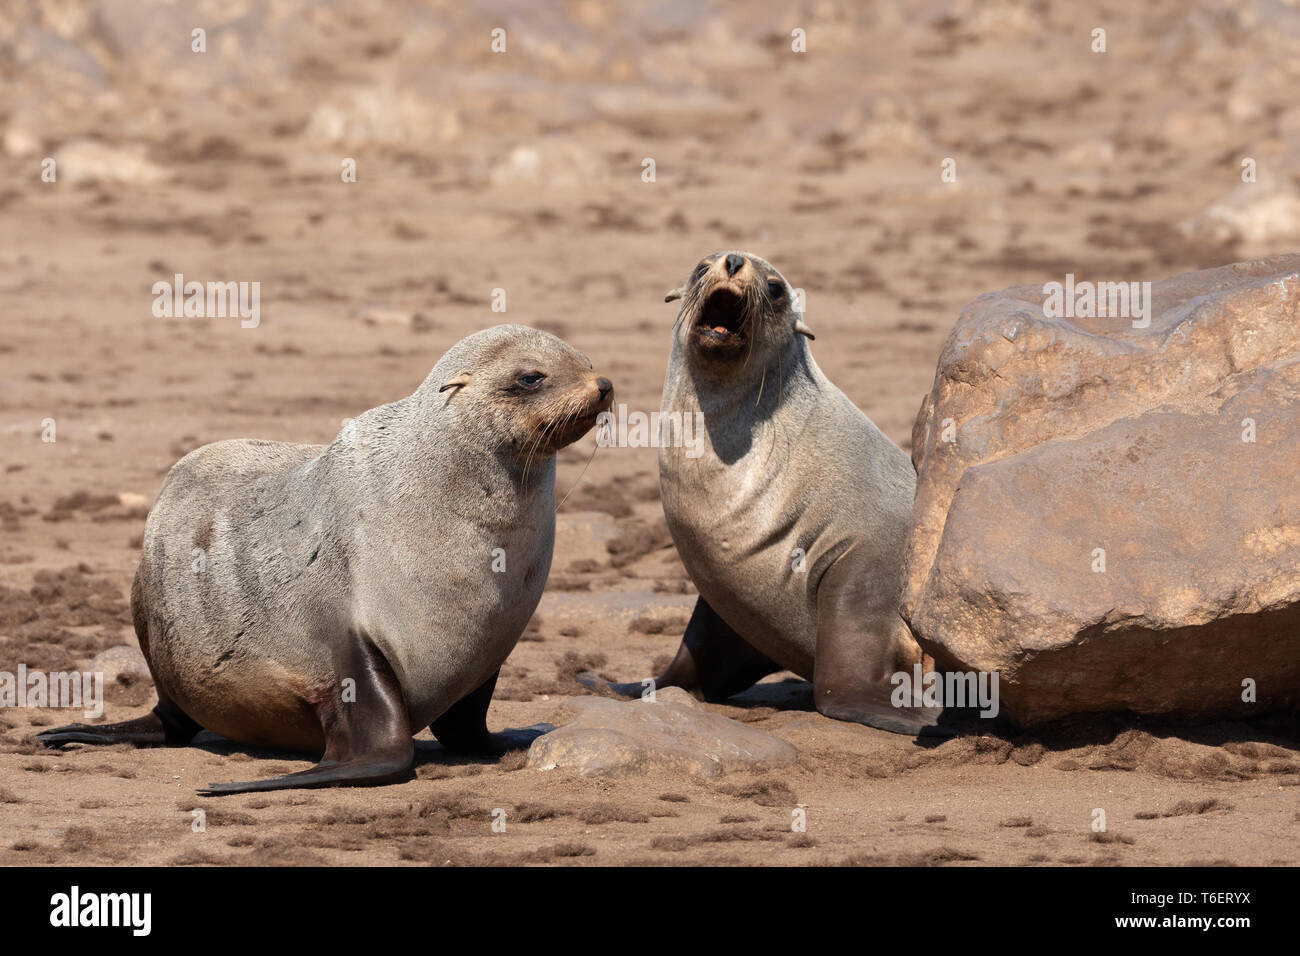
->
[725, 253, 746, 277]
[596, 377, 613, 399]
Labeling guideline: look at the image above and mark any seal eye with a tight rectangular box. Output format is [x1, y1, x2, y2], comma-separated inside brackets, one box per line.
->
[692, 262, 709, 283]
[517, 372, 546, 389]
[768, 281, 784, 299]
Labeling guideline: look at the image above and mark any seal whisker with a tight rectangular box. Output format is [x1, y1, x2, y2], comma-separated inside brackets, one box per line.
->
[522, 389, 578, 487]
[556, 440, 600, 512]
[520, 395, 564, 485]
[777, 341, 784, 408]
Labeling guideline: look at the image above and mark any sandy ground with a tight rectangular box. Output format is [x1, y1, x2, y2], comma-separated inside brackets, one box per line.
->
[2, 0, 1299, 865]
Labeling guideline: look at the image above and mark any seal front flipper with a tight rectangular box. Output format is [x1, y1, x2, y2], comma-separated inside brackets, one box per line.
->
[201, 631, 414, 795]
[37, 695, 201, 748]
[591, 596, 780, 701]
[813, 552, 955, 738]
[816, 698, 954, 737]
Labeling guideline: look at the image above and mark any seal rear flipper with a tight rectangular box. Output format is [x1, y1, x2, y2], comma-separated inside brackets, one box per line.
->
[429, 669, 500, 755]
[576, 671, 664, 700]
[200, 755, 413, 795]
[37, 696, 201, 748]
[590, 596, 780, 702]
[200, 630, 414, 795]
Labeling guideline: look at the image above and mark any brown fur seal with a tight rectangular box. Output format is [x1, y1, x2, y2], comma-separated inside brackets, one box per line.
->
[593, 251, 947, 735]
[39, 325, 614, 792]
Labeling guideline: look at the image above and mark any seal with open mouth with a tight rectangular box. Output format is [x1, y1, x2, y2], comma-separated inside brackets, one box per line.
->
[39, 325, 615, 792]
[591, 251, 948, 735]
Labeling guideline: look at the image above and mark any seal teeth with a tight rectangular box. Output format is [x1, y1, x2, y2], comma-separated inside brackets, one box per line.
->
[697, 288, 746, 337]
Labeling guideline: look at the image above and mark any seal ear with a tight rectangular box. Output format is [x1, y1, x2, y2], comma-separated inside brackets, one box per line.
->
[665, 287, 683, 303]
[438, 371, 473, 393]
[794, 319, 816, 340]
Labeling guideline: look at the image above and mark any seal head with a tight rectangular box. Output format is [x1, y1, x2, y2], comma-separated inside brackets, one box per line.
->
[666, 251, 814, 364]
[430, 325, 613, 472]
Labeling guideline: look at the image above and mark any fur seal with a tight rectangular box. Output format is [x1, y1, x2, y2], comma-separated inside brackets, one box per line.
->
[593, 251, 947, 735]
[39, 325, 614, 792]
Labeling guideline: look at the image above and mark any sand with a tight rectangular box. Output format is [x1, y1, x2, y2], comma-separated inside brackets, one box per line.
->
[1, 0, 1298, 865]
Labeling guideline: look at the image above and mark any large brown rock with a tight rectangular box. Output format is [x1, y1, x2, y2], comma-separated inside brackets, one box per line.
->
[903, 255, 1300, 725]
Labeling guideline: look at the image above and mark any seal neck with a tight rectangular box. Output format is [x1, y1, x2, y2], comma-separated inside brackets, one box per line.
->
[671, 335, 821, 418]
[322, 395, 556, 528]
[663, 337, 824, 468]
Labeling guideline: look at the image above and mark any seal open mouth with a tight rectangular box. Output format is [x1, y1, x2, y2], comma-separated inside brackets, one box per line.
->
[693, 287, 749, 355]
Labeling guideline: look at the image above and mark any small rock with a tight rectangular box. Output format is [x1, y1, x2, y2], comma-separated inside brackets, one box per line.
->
[306, 87, 460, 146]
[90, 646, 150, 686]
[359, 308, 432, 333]
[825, 95, 928, 157]
[53, 139, 168, 185]
[1060, 139, 1116, 169]
[1185, 181, 1300, 244]
[489, 137, 606, 189]
[526, 692, 796, 778]
[3, 122, 41, 158]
